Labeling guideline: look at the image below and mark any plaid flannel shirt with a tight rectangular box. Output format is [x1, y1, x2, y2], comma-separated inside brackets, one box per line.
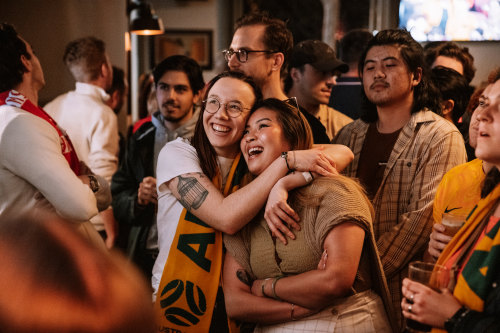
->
[334, 109, 467, 326]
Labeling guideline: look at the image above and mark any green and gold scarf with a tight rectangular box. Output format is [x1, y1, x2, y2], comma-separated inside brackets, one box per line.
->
[155, 153, 249, 333]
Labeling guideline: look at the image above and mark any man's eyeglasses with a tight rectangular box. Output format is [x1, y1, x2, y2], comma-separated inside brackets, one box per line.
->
[203, 97, 251, 118]
[222, 49, 278, 63]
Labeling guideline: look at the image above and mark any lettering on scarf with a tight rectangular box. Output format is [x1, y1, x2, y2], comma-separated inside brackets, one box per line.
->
[177, 211, 214, 272]
[5, 90, 26, 107]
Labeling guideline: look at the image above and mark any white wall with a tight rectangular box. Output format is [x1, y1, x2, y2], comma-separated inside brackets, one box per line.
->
[4, 0, 127, 106]
[150, 0, 223, 81]
[458, 42, 500, 86]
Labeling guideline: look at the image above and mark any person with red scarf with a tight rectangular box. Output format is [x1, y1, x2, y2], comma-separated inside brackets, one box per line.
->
[0, 23, 108, 247]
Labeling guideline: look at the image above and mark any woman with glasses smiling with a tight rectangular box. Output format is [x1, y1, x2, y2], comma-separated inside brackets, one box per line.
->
[152, 71, 352, 333]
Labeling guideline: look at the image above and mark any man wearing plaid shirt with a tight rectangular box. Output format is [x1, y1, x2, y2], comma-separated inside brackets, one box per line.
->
[334, 29, 466, 328]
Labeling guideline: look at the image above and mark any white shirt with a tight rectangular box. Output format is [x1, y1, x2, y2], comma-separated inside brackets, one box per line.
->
[45, 82, 119, 183]
[151, 137, 235, 298]
[45, 82, 119, 230]
[152, 138, 203, 297]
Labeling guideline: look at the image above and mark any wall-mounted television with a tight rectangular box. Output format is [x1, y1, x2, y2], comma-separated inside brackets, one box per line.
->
[399, 0, 500, 42]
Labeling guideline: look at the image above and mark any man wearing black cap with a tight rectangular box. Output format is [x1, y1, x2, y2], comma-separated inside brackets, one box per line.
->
[285, 40, 352, 140]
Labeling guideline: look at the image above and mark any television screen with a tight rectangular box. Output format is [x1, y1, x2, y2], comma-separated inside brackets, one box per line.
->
[399, 0, 500, 41]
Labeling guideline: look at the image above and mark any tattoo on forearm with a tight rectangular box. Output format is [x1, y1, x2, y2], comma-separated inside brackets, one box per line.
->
[176, 174, 209, 210]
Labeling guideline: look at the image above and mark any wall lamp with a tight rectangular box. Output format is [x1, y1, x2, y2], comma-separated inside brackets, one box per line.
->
[128, 0, 164, 35]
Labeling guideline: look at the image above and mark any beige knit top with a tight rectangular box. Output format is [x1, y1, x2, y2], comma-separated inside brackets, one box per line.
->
[224, 176, 398, 330]
[225, 176, 376, 293]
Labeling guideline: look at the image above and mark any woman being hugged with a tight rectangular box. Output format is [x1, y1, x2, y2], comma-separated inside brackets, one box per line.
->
[223, 98, 396, 332]
[153, 72, 351, 332]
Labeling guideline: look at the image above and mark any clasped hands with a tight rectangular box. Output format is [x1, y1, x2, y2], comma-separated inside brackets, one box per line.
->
[138, 176, 158, 206]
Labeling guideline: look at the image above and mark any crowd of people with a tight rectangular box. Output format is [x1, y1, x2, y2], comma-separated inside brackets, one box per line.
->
[0, 9, 499, 333]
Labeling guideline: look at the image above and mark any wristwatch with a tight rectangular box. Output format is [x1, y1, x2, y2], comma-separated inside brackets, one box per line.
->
[444, 307, 470, 332]
[88, 174, 100, 193]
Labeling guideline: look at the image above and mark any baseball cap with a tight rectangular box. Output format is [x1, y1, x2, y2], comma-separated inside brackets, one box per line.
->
[289, 40, 348, 73]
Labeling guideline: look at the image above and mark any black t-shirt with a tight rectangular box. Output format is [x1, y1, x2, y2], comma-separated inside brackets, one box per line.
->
[329, 77, 363, 120]
[298, 106, 331, 144]
[356, 122, 402, 199]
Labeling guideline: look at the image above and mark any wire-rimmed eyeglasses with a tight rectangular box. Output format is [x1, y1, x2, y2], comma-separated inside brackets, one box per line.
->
[222, 49, 278, 63]
[203, 97, 251, 118]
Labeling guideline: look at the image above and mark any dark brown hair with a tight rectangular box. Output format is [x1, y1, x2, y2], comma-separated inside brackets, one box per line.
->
[252, 98, 313, 151]
[191, 71, 262, 179]
[235, 12, 293, 74]
[0, 23, 30, 91]
[424, 41, 476, 83]
[358, 29, 441, 122]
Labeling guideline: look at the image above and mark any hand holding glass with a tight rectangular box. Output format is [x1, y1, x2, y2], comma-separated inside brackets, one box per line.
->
[406, 261, 451, 332]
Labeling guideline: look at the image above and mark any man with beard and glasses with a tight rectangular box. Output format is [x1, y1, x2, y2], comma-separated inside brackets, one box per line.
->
[224, 12, 330, 144]
[333, 29, 466, 328]
[111, 55, 204, 280]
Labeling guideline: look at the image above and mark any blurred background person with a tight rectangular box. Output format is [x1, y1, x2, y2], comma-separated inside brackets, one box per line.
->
[131, 72, 158, 135]
[329, 29, 374, 120]
[106, 65, 128, 163]
[0, 212, 155, 333]
[431, 65, 472, 159]
[45, 36, 119, 248]
[285, 40, 352, 140]
[431, 66, 470, 128]
[112, 55, 204, 280]
[424, 41, 476, 85]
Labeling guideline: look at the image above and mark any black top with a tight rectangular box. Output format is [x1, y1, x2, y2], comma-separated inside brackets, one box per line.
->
[329, 77, 363, 120]
[297, 105, 331, 144]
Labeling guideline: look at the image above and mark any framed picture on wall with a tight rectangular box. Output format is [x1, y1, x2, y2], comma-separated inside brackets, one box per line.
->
[154, 29, 213, 69]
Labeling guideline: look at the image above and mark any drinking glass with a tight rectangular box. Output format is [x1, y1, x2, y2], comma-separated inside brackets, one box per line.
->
[441, 213, 466, 237]
[405, 261, 450, 332]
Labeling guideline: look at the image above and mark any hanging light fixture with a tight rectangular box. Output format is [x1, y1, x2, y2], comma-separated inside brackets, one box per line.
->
[128, 0, 164, 35]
